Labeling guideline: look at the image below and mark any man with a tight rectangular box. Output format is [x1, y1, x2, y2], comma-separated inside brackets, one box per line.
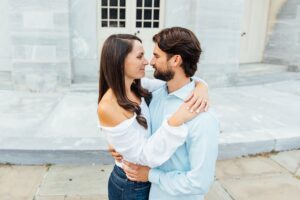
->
[118, 27, 219, 199]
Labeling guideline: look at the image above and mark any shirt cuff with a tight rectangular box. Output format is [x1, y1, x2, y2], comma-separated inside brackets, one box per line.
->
[149, 168, 162, 184]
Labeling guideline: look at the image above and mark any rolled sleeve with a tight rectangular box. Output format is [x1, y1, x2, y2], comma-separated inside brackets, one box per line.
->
[149, 168, 162, 184]
[148, 112, 219, 195]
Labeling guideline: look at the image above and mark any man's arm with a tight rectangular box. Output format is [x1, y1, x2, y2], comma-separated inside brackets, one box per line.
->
[124, 112, 219, 195]
[141, 77, 165, 92]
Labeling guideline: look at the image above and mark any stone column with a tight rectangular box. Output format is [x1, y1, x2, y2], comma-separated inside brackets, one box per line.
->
[70, 0, 99, 83]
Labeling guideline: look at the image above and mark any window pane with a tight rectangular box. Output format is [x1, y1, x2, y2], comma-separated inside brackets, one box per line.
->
[110, 0, 118, 6]
[102, 21, 108, 27]
[137, 0, 142, 7]
[102, 8, 108, 19]
[153, 21, 159, 28]
[102, 0, 107, 6]
[154, 0, 160, 7]
[136, 21, 142, 27]
[119, 21, 126, 27]
[109, 21, 118, 27]
[136, 9, 142, 20]
[110, 8, 118, 19]
[120, 9, 125, 19]
[144, 0, 152, 7]
[144, 21, 151, 27]
[154, 9, 159, 20]
[144, 9, 152, 20]
[120, 0, 125, 6]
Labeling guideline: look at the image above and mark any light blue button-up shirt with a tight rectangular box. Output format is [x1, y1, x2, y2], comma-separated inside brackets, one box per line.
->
[148, 80, 220, 200]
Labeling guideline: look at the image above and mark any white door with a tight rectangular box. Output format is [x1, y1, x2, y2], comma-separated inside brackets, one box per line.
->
[97, 0, 165, 72]
[239, 0, 270, 63]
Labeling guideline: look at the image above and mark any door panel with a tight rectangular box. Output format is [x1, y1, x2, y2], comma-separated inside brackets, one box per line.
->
[97, 0, 131, 52]
[240, 0, 270, 63]
[97, 0, 164, 72]
[132, 0, 164, 72]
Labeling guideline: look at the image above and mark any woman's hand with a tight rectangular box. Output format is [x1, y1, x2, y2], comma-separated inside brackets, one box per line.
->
[185, 81, 209, 113]
[122, 160, 150, 182]
[168, 82, 209, 126]
[108, 144, 123, 163]
[168, 101, 201, 126]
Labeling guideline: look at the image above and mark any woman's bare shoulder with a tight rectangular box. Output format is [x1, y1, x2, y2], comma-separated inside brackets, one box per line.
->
[97, 90, 133, 127]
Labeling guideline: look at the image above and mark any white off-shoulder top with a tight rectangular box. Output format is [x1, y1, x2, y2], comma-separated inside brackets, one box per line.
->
[99, 77, 206, 168]
[99, 96, 188, 168]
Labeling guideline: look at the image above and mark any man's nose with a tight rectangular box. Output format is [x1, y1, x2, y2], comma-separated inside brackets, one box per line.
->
[150, 58, 155, 66]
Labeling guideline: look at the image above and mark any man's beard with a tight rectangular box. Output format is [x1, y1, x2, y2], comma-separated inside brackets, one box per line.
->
[153, 65, 175, 81]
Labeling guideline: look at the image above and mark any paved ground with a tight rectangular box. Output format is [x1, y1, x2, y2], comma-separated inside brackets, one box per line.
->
[0, 78, 300, 164]
[0, 149, 299, 200]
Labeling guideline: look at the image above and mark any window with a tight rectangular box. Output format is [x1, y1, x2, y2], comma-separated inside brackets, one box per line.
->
[100, 0, 126, 28]
[136, 0, 160, 28]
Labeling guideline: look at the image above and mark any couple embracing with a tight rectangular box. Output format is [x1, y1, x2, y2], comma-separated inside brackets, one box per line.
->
[98, 27, 219, 200]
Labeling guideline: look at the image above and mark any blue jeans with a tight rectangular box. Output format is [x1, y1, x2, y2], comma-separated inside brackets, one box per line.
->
[108, 165, 151, 200]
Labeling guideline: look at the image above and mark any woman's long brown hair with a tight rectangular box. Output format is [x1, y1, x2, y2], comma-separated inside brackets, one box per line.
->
[98, 34, 151, 129]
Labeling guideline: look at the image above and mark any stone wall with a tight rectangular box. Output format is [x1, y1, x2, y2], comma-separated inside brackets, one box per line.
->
[264, 0, 300, 70]
[0, 0, 12, 73]
[165, 0, 244, 87]
[9, 0, 71, 92]
[1, 0, 246, 90]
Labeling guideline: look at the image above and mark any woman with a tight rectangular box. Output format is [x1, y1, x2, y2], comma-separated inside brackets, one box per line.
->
[98, 34, 208, 200]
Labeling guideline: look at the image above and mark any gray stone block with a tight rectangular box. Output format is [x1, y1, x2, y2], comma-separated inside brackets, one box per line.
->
[205, 181, 233, 200]
[165, 0, 194, 27]
[216, 156, 288, 179]
[271, 150, 300, 174]
[12, 62, 71, 91]
[220, 174, 300, 200]
[53, 12, 69, 31]
[196, 11, 242, 30]
[9, 0, 69, 12]
[218, 131, 275, 160]
[277, 0, 299, 19]
[0, 150, 114, 165]
[36, 92, 100, 138]
[23, 11, 54, 30]
[37, 165, 112, 196]
[0, 165, 47, 200]
[72, 59, 98, 83]
[12, 43, 70, 62]
[198, 30, 240, 64]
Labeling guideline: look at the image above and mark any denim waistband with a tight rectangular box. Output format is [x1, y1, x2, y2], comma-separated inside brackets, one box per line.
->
[113, 164, 127, 179]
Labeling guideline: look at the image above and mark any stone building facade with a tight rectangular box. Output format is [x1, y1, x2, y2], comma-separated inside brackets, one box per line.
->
[0, 0, 299, 91]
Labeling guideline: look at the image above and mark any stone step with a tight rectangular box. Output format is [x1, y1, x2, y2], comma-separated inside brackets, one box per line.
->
[239, 63, 288, 74]
[1, 126, 300, 164]
[233, 71, 300, 86]
[70, 83, 98, 93]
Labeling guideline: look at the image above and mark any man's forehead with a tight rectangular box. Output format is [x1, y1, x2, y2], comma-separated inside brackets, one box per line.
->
[153, 44, 163, 54]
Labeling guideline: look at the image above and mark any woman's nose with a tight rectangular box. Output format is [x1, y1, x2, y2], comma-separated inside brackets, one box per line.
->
[144, 58, 149, 65]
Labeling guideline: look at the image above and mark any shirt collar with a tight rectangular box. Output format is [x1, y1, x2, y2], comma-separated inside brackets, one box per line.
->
[164, 80, 195, 101]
